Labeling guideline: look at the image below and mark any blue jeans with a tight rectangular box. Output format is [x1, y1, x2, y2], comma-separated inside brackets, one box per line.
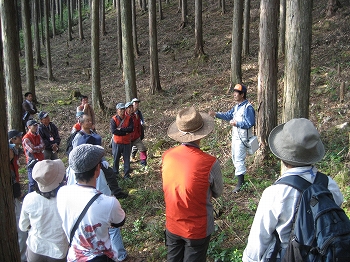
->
[27, 167, 38, 193]
[109, 227, 127, 261]
[112, 142, 131, 177]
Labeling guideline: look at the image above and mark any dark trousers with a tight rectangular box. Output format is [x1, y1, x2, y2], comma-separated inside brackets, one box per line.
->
[112, 142, 131, 176]
[165, 229, 211, 262]
[88, 255, 114, 262]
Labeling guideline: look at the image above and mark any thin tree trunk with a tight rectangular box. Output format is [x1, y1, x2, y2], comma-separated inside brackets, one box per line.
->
[51, 0, 56, 37]
[120, 0, 137, 100]
[158, 0, 163, 20]
[34, 0, 44, 66]
[149, 0, 162, 93]
[44, 0, 54, 80]
[100, 0, 107, 35]
[78, 0, 84, 39]
[180, 0, 187, 28]
[194, 0, 205, 57]
[22, 0, 36, 96]
[131, 0, 140, 57]
[116, 0, 123, 68]
[278, 0, 286, 56]
[257, 0, 279, 162]
[242, 0, 250, 57]
[68, 0, 73, 40]
[230, 0, 244, 86]
[91, 0, 105, 111]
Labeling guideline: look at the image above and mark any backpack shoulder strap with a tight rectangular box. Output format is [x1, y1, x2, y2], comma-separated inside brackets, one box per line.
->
[274, 175, 311, 192]
[313, 171, 329, 188]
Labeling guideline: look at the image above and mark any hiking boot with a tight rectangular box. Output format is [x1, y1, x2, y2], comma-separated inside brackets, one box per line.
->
[232, 175, 244, 193]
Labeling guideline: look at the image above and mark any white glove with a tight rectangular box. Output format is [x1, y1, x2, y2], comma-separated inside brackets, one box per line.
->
[101, 161, 109, 169]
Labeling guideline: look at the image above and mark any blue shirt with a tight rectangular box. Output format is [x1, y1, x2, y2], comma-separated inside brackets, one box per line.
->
[215, 99, 255, 129]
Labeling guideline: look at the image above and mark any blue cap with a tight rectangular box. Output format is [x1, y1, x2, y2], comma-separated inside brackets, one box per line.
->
[116, 103, 125, 110]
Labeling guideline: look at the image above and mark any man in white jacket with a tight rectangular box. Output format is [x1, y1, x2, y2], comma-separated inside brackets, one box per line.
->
[243, 118, 343, 262]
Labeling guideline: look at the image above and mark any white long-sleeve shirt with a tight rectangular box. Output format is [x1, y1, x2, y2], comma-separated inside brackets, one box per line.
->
[243, 166, 343, 262]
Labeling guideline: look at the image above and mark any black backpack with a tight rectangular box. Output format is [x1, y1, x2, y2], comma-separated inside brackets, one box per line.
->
[65, 131, 79, 156]
[273, 172, 350, 262]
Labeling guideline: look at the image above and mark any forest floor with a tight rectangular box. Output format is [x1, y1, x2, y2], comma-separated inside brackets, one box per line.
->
[18, 0, 350, 261]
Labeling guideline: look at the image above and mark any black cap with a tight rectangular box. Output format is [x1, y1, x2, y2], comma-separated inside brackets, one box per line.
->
[8, 130, 23, 140]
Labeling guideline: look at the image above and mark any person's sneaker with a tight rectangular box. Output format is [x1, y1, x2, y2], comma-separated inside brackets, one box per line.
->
[114, 191, 129, 199]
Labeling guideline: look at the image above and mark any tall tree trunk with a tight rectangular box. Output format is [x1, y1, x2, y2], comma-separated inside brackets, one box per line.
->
[0, 0, 24, 132]
[34, 0, 44, 66]
[100, 0, 107, 35]
[257, 0, 279, 162]
[158, 0, 163, 20]
[44, 0, 54, 80]
[68, 0, 73, 40]
[278, 0, 286, 56]
[78, 0, 84, 39]
[51, 0, 56, 37]
[0, 20, 21, 260]
[230, 0, 244, 87]
[22, 0, 36, 96]
[283, 0, 313, 121]
[131, 0, 140, 57]
[242, 0, 250, 57]
[60, 0, 63, 28]
[194, 0, 205, 57]
[149, 0, 162, 94]
[180, 0, 187, 28]
[116, 0, 123, 68]
[120, 0, 137, 101]
[91, 0, 105, 111]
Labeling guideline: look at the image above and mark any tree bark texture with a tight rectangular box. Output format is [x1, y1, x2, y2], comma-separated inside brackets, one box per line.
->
[1, 0, 24, 132]
[78, 0, 85, 39]
[33, 0, 44, 67]
[116, 0, 123, 68]
[68, 0, 73, 41]
[91, 0, 105, 111]
[131, 0, 140, 57]
[257, 0, 279, 161]
[120, 0, 137, 101]
[230, 0, 244, 86]
[278, 0, 286, 56]
[0, 9, 23, 261]
[44, 0, 54, 80]
[149, 0, 162, 94]
[194, 0, 205, 57]
[21, 0, 36, 96]
[283, 0, 313, 121]
[242, 0, 250, 57]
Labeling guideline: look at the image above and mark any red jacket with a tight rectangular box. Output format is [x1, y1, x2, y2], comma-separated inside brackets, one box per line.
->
[162, 144, 217, 239]
[130, 113, 142, 142]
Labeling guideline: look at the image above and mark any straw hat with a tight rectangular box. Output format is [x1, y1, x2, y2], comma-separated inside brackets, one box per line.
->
[268, 118, 325, 166]
[167, 107, 214, 143]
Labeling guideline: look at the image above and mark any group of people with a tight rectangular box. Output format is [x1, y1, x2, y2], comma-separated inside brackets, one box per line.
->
[10, 84, 345, 262]
[12, 93, 150, 261]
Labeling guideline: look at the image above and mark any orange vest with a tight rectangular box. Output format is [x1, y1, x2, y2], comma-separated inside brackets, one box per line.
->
[22, 132, 44, 162]
[162, 144, 217, 239]
[112, 115, 131, 144]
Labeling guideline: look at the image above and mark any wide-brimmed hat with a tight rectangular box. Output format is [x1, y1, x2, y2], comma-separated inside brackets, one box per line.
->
[268, 118, 325, 166]
[167, 107, 214, 143]
[32, 159, 65, 192]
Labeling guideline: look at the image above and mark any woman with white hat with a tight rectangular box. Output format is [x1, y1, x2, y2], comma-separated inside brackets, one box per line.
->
[19, 159, 68, 262]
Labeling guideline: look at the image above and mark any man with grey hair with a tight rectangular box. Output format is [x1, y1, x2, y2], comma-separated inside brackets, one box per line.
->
[57, 144, 127, 262]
